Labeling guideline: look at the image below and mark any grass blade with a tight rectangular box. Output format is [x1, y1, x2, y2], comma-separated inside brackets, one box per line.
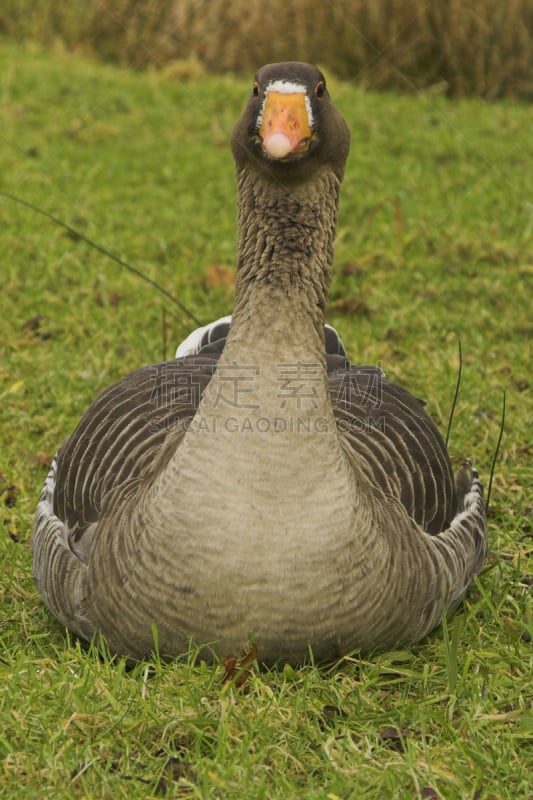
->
[445, 337, 462, 448]
[485, 391, 506, 511]
[0, 189, 203, 329]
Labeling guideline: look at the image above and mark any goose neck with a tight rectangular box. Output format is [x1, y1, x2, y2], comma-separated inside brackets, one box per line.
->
[231, 167, 340, 335]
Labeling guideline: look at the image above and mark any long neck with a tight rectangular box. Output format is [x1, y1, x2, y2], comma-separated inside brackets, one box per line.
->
[228, 166, 341, 355]
[182, 165, 344, 437]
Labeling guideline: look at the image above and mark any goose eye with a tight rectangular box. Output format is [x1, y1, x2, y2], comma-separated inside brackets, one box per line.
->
[252, 82, 260, 97]
[315, 81, 325, 98]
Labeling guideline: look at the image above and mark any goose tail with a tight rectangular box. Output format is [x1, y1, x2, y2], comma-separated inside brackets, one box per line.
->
[434, 462, 487, 613]
[32, 458, 93, 642]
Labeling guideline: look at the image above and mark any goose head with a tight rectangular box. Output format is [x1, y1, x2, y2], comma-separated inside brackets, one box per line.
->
[231, 62, 350, 183]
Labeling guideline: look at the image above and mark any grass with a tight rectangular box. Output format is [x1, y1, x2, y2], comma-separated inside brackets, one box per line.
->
[1, 41, 532, 799]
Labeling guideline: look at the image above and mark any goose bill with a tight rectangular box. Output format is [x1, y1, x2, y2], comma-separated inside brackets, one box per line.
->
[258, 91, 314, 159]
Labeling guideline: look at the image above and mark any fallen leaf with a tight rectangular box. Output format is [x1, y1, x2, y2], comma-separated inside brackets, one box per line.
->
[22, 314, 53, 340]
[152, 749, 195, 796]
[320, 704, 348, 727]
[330, 297, 372, 316]
[379, 726, 408, 752]
[420, 788, 440, 799]
[205, 262, 235, 288]
[30, 450, 53, 469]
[23, 314, 45, 331]
[339, 261, 364, 277]
[93, 285, 121, 307]
[223, 643, 257, 688]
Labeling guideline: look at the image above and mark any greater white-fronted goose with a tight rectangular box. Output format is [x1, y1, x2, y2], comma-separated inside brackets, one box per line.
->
[33, 62, 487, 665]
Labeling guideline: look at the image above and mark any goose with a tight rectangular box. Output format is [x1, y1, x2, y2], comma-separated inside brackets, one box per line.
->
[32, 62, 487, 665]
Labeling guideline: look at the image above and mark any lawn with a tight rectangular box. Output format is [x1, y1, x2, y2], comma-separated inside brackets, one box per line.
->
[0, 42, 531, 799]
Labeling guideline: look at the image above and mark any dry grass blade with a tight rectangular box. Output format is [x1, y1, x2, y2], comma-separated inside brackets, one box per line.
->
[222, 643, 258, 689]
[2, 0, 532, 97]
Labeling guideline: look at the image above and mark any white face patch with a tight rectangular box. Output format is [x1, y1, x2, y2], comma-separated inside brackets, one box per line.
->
[256, 79, 314, 129]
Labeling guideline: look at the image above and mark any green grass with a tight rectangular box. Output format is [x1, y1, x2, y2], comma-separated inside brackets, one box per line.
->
[1, 42, 532, 799]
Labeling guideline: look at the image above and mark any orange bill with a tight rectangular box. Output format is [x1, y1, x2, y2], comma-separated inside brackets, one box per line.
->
[259, 91, 314, 158]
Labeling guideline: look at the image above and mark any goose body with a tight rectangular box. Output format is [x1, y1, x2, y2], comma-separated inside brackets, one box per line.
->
[33, 63, 487, 664]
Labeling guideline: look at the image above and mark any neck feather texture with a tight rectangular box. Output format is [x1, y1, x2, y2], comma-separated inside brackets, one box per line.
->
[187, 164, 344, 427]
[230, 167, 341, 338]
